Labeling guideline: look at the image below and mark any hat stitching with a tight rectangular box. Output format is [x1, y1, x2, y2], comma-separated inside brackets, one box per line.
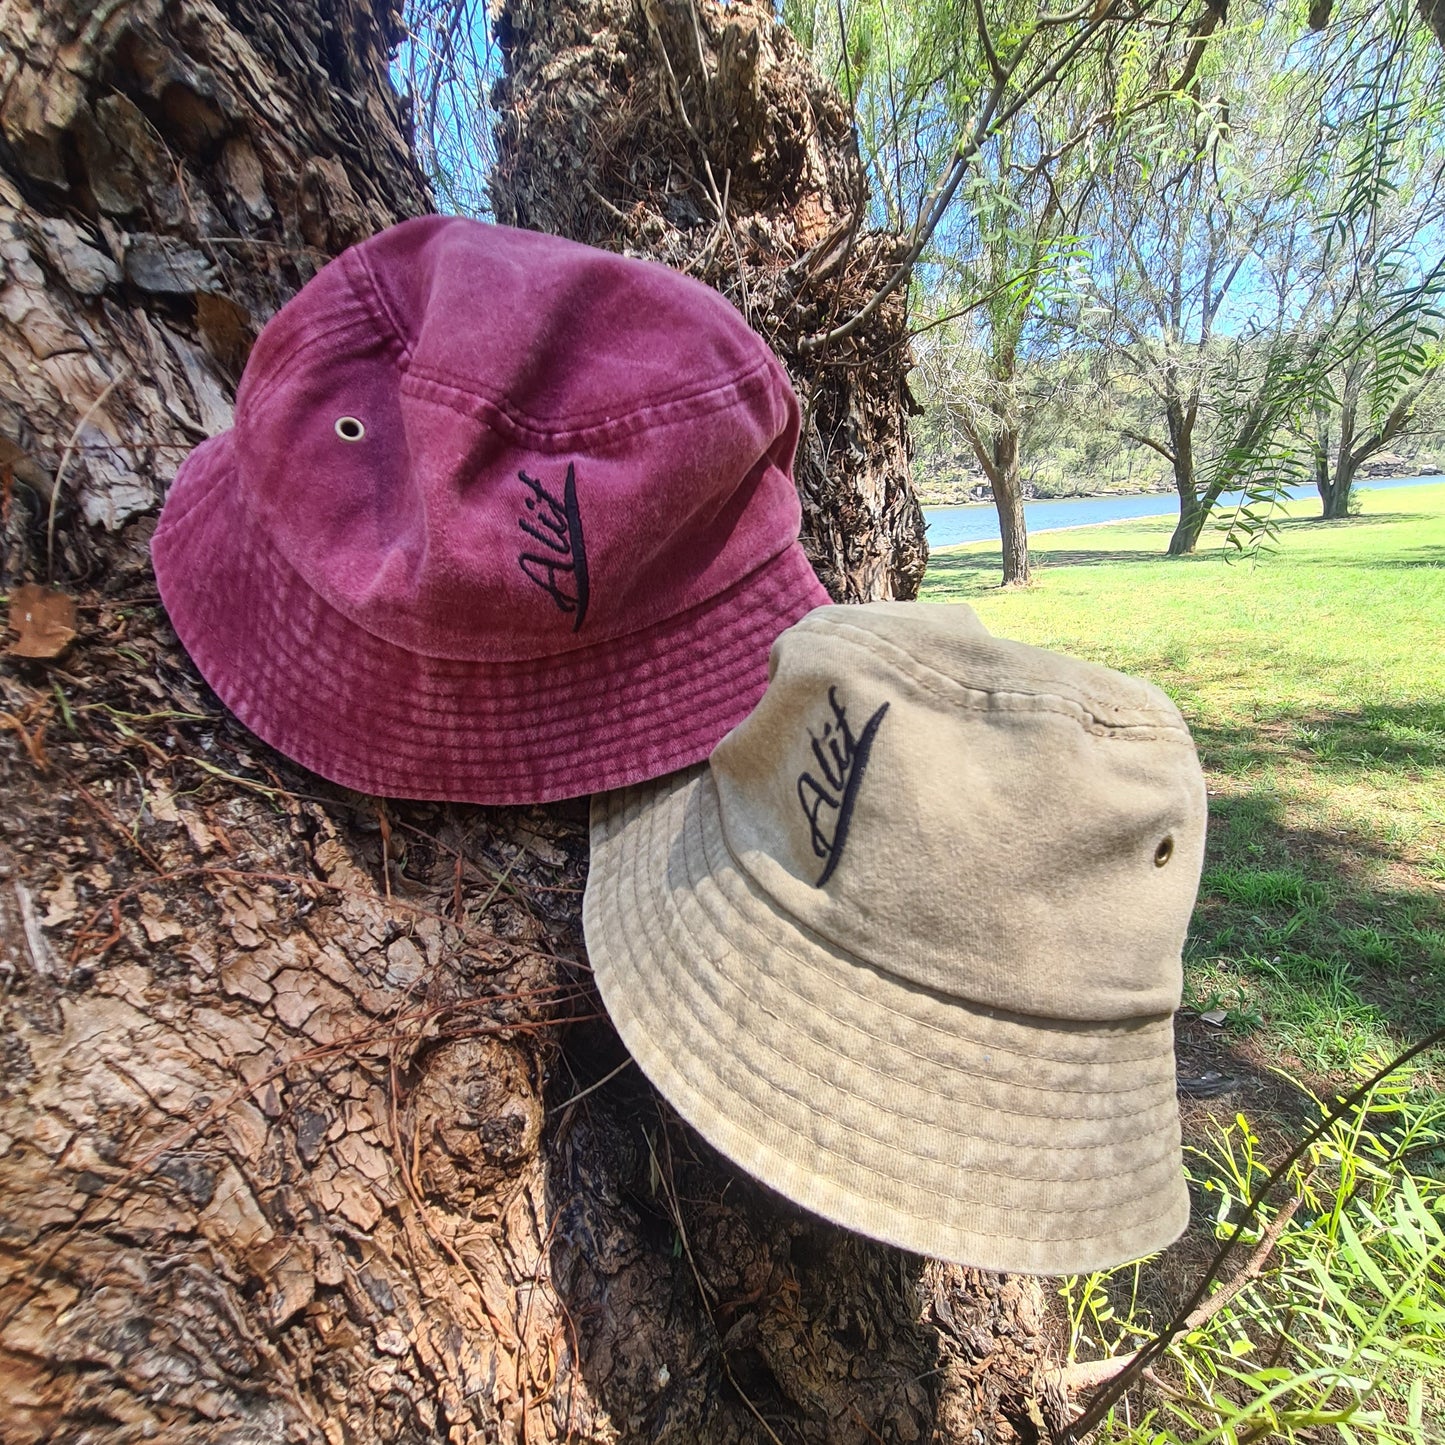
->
[802, 616, 1192, 733]
[791, 624, 1191, 738]
[347, 242, 414, 366]
[246, 607, 770, 737]
[609, 878, 1184, 1208]
[238, 567, 784, 721]
[238, 312, 384, 420]
[186, 439, 811, 667]
[158, 484, 823, 800]
[351, 227, 791, 435]
[616, 986, 1182, 1221]
[400, 359, 785, 451]
[602, 816, 1184, 1210]
[604, 967, 1185, 1256]
[667, 788, 1179, 1112]
[662, 786, 1179, 1066]
[590, 786, 1175, 1099]
[229, 617, 758, 778]
[631, 898, 1180, 1161]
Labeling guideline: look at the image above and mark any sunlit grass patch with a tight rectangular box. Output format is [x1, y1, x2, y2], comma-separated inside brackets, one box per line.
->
[1062, 1070, 1445, 1445]
[923, 483, 1445, 1093]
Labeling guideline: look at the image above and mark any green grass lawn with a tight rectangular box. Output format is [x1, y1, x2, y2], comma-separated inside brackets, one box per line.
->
[924, 484, 1445, 1096]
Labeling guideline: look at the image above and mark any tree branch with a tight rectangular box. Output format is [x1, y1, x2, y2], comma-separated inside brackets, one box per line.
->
[800, 1, 1141, 354]
[1053, 1194, 1304, 1398]
[1118, 427, 1177, 462]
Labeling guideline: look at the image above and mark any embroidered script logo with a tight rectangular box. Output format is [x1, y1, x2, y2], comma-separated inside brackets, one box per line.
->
[517, 463, 590, 631]
[796, 686, 890, 887]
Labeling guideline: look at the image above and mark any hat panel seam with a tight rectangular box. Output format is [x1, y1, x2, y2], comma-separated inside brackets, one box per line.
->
[176, 429, 809, 667]
[348, 227, 784, 435]
[294, 535, 806, 677]
[248, 565, 777, 698]
[800, 616, 1192, 735]
[590, 782, 1172, 1081]
[236, 312, 396, 425]
[596, 795, 1184, 1218]
[399, 354, 783, 449]
[154, 440, 228, 530]
[686, 787, 1180, 1059]
[346, 242, 414, 367]
[259, 508, 810, 667]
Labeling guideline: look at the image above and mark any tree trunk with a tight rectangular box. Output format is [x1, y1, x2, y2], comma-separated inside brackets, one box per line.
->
[1166, 493, 1208, 554]
[1, 3, 1063, 1442]
[992, 427, 1032, 588]
[1318, 374, 1361, 519]
[1164, 397, 1203, 555]
[489, 0, 928, 604]
[1319, 452, 1359, 518]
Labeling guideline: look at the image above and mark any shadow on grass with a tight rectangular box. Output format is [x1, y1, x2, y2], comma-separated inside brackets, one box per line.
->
[1260, 510, 1420, 530]
[924, 509, 1438, 591]
[1192, 701, 1445, 776]
[1037, 545, 1216, 569]
[925, 545, 1183, 594]
[1185, 779, 1445, 1085]
[1276, 546, 1445, 569]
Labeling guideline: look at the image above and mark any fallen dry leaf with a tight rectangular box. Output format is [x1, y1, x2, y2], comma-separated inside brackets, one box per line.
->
[6, 584, 78, 659]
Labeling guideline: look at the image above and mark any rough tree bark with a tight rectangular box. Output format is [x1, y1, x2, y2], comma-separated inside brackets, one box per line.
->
[1, 2, 1066, 1441]
[489, 0, 929, 603]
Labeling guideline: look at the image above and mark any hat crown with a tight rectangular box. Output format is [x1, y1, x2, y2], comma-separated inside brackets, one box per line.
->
[711, 603, 1208, 1023]
[231, 217, 804, 662]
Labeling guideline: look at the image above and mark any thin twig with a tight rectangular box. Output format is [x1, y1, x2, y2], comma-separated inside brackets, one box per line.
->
[1056, 1193, 1304, 1394]
[554, 1056, 633, 1112]
[1064, 1023, 1445, 1441]
[48, 366, 130, 582]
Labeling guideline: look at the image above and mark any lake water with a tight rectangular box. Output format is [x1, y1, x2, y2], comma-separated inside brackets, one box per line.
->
[922, 474, 1445, 550]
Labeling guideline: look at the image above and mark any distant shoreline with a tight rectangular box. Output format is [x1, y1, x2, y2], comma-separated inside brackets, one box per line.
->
[928, 509, 1176, 551]
[916, 466, 1444, 511]
[922, 473, 1445, 551]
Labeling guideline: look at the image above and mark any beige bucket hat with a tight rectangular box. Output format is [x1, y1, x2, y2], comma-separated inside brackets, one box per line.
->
[584, 602, 1208, 1275]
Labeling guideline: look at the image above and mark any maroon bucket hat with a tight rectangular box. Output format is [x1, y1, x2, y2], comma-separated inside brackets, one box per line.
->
[152, 216, 829, 804]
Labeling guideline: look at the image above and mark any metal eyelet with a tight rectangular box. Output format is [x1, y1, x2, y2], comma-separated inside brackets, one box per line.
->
[334, 416, 365, 442]
[1154, 836, 1175, 867]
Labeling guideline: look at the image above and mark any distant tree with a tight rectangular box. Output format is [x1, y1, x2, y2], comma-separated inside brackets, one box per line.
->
[910, 111, 1103, 586]
[789, 0, 1229, 583]
[1302, 38, 1445, 518]
[1078, 12, 1310, 556]
[1310, 316, 1444, 519]
[1205, 0, 1445, 549]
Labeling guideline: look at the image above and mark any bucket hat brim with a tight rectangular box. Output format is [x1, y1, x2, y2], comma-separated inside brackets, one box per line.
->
[152, 435, 829, 805]
[586, 767, 1191, 1276]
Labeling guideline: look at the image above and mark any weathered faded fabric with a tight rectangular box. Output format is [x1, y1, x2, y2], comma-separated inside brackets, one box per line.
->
[586, 602, 1208, 1275]
[152, 215, 828, 804]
